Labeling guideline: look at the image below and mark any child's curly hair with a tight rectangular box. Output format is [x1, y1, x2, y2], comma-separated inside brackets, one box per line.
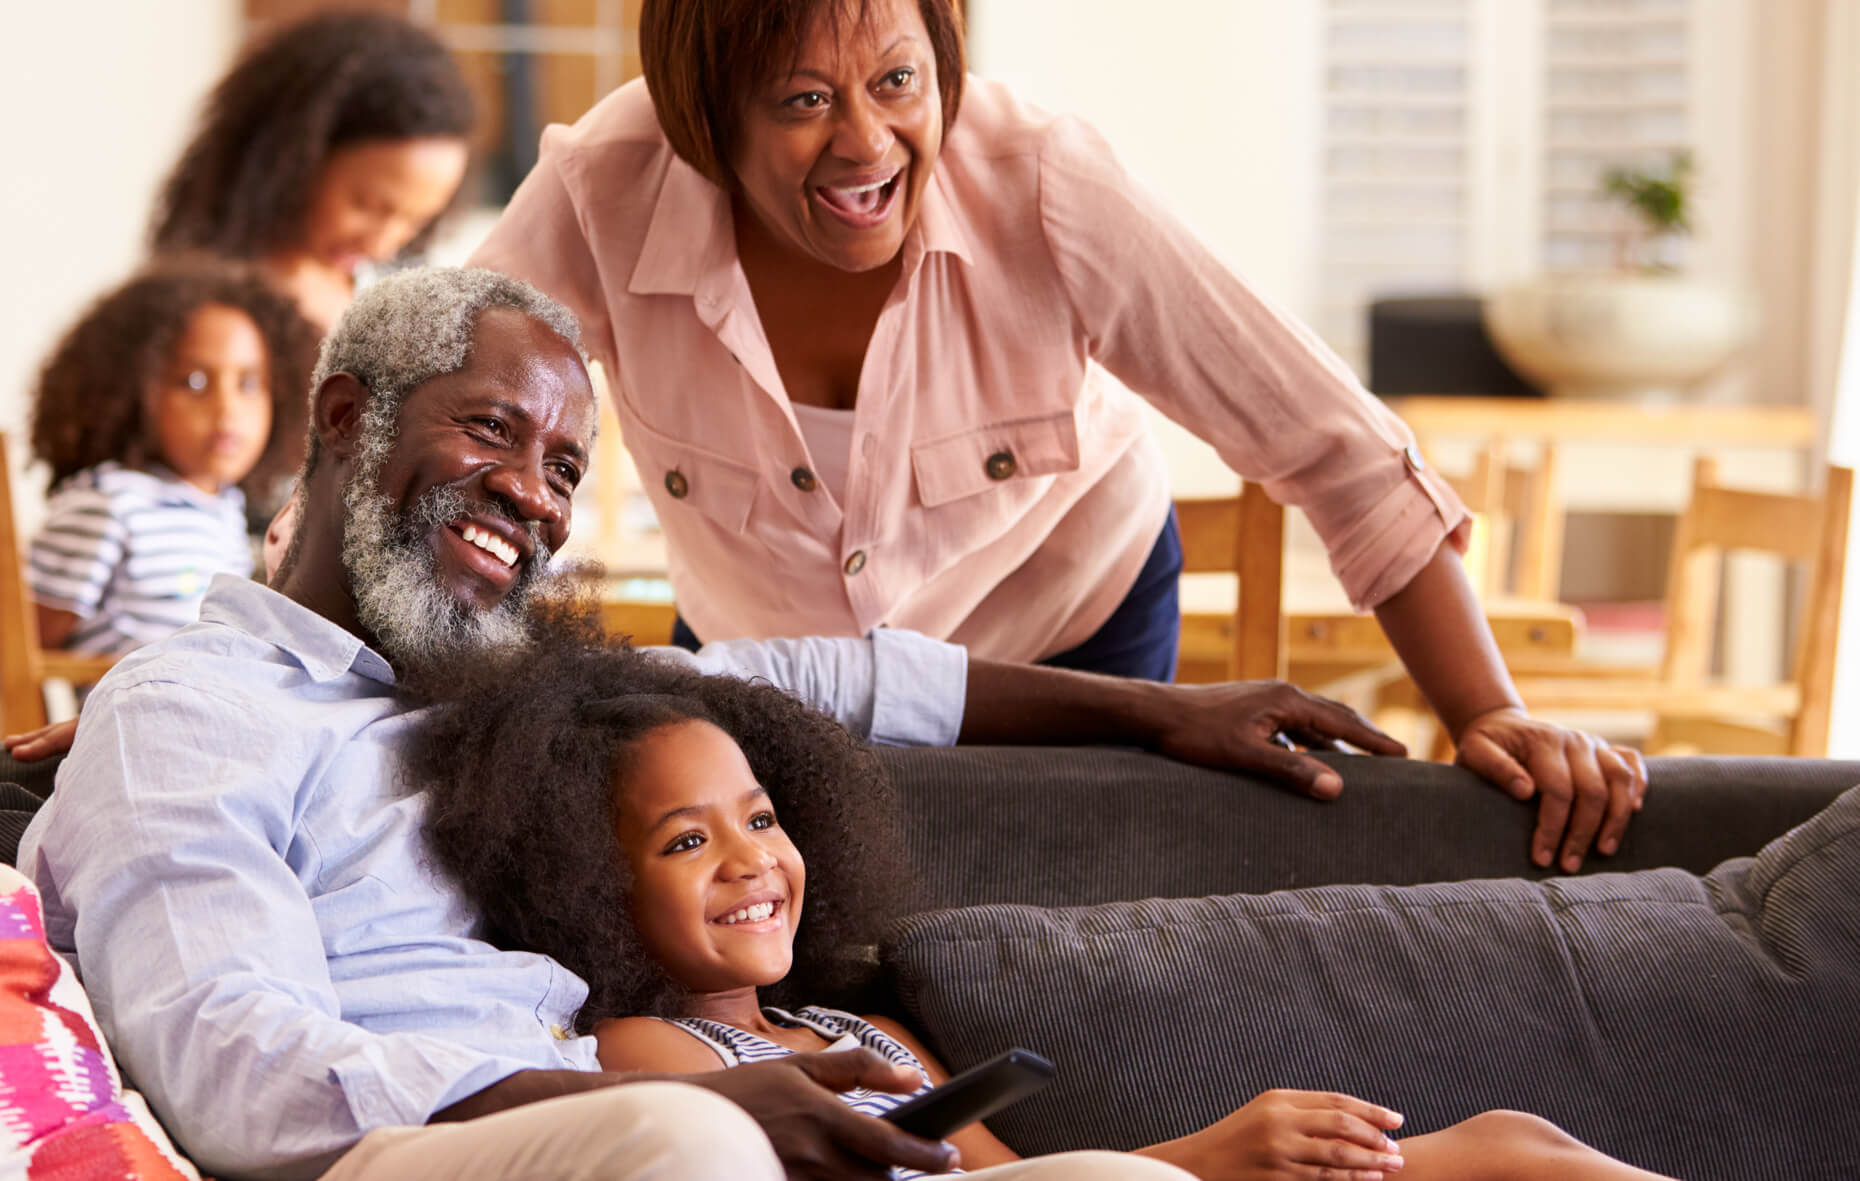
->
[28, 256, 320, 499]
[151, 10, 475, 260]
[408, 608, 921, 1031]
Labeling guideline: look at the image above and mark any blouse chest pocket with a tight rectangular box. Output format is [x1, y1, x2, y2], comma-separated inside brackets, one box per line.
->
[910, 409, 1082, 509]
[631, 433, 762, 535]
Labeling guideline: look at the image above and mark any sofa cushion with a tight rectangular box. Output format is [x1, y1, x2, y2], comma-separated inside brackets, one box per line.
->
[882, 785, 1860, 1180]
[0, 864, 200, 1178]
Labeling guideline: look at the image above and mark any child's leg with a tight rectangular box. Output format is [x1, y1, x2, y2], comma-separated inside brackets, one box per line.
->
[1398, 1111, 1677, 1181]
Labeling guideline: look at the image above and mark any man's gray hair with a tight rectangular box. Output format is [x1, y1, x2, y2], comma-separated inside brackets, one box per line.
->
[302, 266, 583, 479]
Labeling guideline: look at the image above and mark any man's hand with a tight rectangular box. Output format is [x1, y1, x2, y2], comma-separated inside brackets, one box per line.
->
[1453, 707, 1647, 872]
[1, 719, 78, 763]
[687, 1050, 958, 1180]
[1146, 682, 1408, 799]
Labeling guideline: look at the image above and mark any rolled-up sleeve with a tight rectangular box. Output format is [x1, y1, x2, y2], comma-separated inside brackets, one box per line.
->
[1037, 117, 1468, 610]
[647, 628, 967, 747]
[21, 680, 530, 1181]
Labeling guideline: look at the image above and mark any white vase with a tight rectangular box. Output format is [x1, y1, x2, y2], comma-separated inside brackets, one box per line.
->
[1483, 274, 1758, 401]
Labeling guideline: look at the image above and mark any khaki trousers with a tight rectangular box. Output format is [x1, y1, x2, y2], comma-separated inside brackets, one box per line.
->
[319, 1082, 1192, 1180]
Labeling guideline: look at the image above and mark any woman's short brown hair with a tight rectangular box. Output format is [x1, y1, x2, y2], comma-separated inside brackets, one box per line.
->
[641, 0, 966, 185]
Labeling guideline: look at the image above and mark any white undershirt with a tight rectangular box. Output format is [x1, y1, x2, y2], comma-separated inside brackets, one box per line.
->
[789, 402, 855, 503]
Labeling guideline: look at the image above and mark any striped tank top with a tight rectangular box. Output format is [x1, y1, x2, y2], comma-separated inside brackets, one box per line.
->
[662, 1005, 958, 1179]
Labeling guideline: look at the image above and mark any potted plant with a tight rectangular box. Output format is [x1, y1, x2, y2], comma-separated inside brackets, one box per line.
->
[1484, 150, 1756, 401]
[1602, 150, 1694, 271]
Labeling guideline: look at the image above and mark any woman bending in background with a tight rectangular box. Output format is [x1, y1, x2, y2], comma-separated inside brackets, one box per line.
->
[151, 9, 476, 332]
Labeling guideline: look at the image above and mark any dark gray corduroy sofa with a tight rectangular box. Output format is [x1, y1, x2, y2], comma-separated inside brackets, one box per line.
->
[873, 748, 1860, 1180]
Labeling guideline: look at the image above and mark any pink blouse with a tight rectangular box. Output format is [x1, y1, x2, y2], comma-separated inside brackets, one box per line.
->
[471, 77, 1467, 662]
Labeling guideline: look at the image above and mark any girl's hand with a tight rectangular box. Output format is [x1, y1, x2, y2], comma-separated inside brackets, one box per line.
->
[1150, 1089, 1405, 1180]
[1, 719, 78, 763]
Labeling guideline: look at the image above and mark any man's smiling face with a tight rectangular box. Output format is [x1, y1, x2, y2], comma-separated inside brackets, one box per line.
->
[341, 306, 595, 668]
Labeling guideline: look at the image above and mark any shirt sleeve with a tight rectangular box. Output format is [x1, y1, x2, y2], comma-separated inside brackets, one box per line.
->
[28, 483, 126, 618]
[468, 125, 618, 377]
[1037, 117, 1469, 611]
[20, 678, 535, 1181]
[644, 628, 967, 747]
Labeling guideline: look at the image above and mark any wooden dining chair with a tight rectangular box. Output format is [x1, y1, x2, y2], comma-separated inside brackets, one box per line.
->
[0, 434, 116, 733]
[1509, 458, 1853, 757]
[1173, 483, 1286, 682]
[1438, 439, 1564, 601]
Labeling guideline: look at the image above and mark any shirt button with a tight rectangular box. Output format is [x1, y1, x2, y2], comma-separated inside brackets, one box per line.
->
[1403, 444, 1427, 472]
[664, 470, 689, 499]
[844, 550, 868, 576]
[985, 450, 1017, 480]
[791, 466, 818, 492]
[549, 1023, 571, 1040]
[861, 433, 877, 458]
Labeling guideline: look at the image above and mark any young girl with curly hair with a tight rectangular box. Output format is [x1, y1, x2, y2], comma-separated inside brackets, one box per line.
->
[411, 636, 1673, 1181]
[26, 257, 319, 655]
[151, 9, 475, 330]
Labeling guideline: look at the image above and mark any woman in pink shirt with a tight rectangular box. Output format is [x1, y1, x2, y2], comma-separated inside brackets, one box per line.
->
[470, 0, 1645, 872]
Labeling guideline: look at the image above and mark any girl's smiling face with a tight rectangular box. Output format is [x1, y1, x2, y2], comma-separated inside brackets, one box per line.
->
[614, 719, 807, 996]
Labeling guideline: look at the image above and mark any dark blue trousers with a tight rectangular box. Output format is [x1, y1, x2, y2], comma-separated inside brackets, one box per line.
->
[670, 510, 1183, 683]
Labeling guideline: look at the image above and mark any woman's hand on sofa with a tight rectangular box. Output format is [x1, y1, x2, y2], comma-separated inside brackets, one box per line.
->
[1453, 708, 1647, 873]
[1136, 1088, 1406, 1180]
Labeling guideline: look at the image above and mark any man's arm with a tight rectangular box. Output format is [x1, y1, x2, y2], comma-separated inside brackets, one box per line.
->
[657, 629, 1405, 795]
[22, 679, 548, 1180]
[436, 1059, 960, 1176]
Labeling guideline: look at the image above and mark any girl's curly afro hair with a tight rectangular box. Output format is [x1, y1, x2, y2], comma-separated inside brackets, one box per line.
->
[407, 608, 921, 1031]
[151, 10, 475, 260]
[28, 255, 320, 501]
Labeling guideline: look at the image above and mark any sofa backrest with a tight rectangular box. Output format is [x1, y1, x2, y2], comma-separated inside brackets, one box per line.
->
[874, 747, 1860, 909]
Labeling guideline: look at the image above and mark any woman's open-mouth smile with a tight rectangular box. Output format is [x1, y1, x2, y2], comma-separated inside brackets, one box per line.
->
[813, 167, 903, 230]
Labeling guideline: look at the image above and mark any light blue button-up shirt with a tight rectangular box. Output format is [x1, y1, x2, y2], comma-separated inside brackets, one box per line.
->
[18, 575, 966, 1181]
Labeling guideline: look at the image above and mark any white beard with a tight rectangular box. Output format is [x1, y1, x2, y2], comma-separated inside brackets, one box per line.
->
[341, 469, 556, 672]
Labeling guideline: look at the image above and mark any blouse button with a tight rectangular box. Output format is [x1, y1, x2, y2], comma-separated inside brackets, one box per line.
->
[549, 1023, 571, 1040]
[844, 550, 868, 576]
[985, 450, 1017, 480]
[791, 466, 818, 492]
[1403, 444, 1427, 472]
[664, 470, 689, 499]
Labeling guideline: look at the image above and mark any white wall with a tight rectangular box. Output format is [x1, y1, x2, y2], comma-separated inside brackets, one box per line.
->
[0, 2, 242, 533]
[967, 0, 1324, 495]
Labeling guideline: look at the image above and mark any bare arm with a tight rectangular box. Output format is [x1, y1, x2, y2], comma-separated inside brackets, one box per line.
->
[958, 660, 1407, 799]
[34, 603, 78, 649]
[862, 1015, 1022, 1171]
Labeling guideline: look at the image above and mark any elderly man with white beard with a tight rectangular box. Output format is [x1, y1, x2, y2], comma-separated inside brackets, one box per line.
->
[18, 268, 1392, 1181]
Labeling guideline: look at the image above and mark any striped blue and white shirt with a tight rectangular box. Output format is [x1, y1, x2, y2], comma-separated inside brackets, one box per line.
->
[665, 1006, 954, 1178]
[27, 462, 254, 655]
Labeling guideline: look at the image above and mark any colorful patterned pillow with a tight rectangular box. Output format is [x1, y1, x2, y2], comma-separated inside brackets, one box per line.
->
[0, 864, 199, 1180]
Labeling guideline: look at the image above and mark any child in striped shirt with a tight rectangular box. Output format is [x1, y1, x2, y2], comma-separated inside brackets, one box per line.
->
[26, 258, 317, 655]
[411, 634, 1673, 1181]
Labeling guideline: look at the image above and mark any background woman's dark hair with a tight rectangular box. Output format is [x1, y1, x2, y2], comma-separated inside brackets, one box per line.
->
[641, 0, 967, 185]
[409, 617, 921, 1031]
[28, 256, 320, 500]
[151, 10, 476, 259]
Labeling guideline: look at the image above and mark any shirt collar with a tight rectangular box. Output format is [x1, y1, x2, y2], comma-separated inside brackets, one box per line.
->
[197, 575, 396, 686]
[628, 154, 976, 300]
